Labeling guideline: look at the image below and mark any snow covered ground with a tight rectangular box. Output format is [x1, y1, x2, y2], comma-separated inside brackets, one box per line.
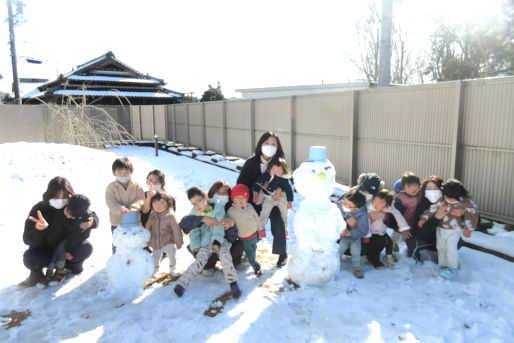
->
[0, 143, 513, 343]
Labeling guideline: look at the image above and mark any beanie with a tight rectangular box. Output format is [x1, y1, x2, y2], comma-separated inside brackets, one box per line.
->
[231, 184, 250, 201]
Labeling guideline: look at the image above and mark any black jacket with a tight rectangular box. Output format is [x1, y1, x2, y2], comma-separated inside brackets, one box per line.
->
[237, 156, 262, 204]
[64, 210, 99, 253]
[24, 202, 67, 250]
[412, 197, 440, 244]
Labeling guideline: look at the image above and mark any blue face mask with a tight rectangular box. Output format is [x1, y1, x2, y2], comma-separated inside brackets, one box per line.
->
[116, 176, 131, 184]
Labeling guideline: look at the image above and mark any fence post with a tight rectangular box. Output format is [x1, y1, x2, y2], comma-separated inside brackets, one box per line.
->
[250, 99, 256, 155]
[172, 105, 177, 143]
[152, 105, 156, 135]
[222, 101, 228, 155]
[202, 102, 207, 151]
[450, 80, 465, 180]
[349, 90, 359, 186]
[290, 96, 297, 168]
[164, 105, 169, 141]
[138, 105, 143, 141]
[186, 103, 190, 147]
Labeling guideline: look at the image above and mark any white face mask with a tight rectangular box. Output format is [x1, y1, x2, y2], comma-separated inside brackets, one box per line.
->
[116, 176, 131, 184]
[360, 191, 373, 203]
[261, 145, 277, 158]
[213, 194, 229, 206]
[425, 189, 442, 203]
[152, 184, 162, 192]
[49, 198, 68, 209]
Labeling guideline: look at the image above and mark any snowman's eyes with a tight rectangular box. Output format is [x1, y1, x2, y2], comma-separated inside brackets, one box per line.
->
[324, 166, 332, 170]
[311, 170, 316, 173]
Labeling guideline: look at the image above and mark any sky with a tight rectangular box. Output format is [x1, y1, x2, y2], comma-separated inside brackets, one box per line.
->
[0, 0, 507, 99]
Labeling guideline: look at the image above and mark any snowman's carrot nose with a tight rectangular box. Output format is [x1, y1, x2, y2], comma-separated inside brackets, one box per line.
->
[318, 173, 326, 180]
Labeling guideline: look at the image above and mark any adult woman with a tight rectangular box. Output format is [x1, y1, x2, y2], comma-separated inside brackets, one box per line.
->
[237, 131, 288, 267]
[406, 176, 464, 262]
[21, 177, 98, 287]
[180, 181, 243, 275]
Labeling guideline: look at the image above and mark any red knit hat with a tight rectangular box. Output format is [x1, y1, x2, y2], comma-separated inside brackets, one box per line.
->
[231, 184, 250, 201]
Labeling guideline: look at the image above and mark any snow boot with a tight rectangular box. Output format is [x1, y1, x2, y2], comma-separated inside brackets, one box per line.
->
[439, 267, 457, 279]
[352, 268, 364, 279]
[48, 268, 67, 287]
[385, 255, 395, 268]
[19, 269, 44, 288]
[277, 254, 288, 268]
[174, 284, 185, 297]
[252, 263, 262, 277]
[372, 260, 385, 269]
[230, 282, 241, 299]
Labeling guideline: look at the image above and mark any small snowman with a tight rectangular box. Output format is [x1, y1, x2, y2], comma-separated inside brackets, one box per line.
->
[288, 146, 347, 286]
[107, 212, 153, 299]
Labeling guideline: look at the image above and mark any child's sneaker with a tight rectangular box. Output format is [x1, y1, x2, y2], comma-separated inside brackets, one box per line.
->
[174, 284, 185, 297]
[360, 255, 368, 266]
[372, 261, 385, 269]
[393, 254, 399, 262]
[439, 267, 457, 279]
[252, 263, 262, 277]
[230, 283, 241, 299]
[48, 268, 67, 287]
[352, 268, 364, 279]
[385, 255, 395, 268]
[169, 266, 180, 277]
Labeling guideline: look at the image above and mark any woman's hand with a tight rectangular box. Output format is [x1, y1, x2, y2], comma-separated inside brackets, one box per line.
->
[80, 216, 94, 231]
[65, 252, 73, 260]
[368, 211, 385, 222]
[450, 208, 465, 217]
[434, 204, 450, 220]
[221, 218, 235, 229]
[287, 201, 293, 210]
[28, 210, 49, 231]
[146, 182, 157, 199]
[202, 216, 221, 227]
[253, 192, 261, 205]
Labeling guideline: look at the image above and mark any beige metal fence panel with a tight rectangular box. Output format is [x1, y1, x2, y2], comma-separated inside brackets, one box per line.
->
[295, 93, 353, 180]
[153, 105, 167, 139]
[174, 104, 188, 144]
[188, 103, 203, 148]
[461, 77, 514, 221]
[0, 105, 46, 143]
[226, 100, 252, 158]
[255, 97, 292, 159]
[130, 106, 141, 140]
[140, 106, 154, 140]
[357, 83, 456, 188]
[205, 102, 224, 153]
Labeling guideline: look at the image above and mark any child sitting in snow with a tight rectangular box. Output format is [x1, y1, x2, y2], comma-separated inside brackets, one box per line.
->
[186, 186, 225, 254]
[418, 179, 478, 279]
[227, 184, 264, 277]
[146, 191, 183, 277]
[46, 194, 98, 286]
[338, 189, 369, 279]
[252, 157, 293, 235]
[367, 189, 409, 269]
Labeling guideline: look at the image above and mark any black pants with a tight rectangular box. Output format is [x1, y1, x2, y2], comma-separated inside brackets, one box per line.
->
[23, 241, 93, 275]
[367, 234, 386, 266]
[253, 204, 286, 256]
[187, 239, 244, 270]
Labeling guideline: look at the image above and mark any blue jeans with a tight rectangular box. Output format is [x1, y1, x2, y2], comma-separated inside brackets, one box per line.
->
[339, 237, 361, 268]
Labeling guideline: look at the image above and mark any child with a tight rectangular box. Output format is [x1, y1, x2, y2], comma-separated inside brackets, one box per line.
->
[227, 184, 264, 276]
[388, 172, 418, 254]
[419, 179, 478, 279]
[141, 169, 172, 228]
[186, 186, 225, 254]
[174, 186, 240, 298]
[146, 191, 183, 277]
[252, 157, 293, 234]
[367, 189, 409, 268]
[47, 194, 98, 286]
[337, 189, 369, 279]
[105, 157, 145, 253]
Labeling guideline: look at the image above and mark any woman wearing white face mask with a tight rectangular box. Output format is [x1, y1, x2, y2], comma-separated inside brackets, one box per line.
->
[21, 176, 97, 288]
[407, 176, 464, 263]
[179, 181, 244, 276]
[237, 131, 289, 267]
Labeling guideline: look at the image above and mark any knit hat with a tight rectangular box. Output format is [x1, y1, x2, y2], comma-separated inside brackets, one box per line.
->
[358, 173, 383, 195]
[231, 184, 250, 201]
[67, 194, 90, 220]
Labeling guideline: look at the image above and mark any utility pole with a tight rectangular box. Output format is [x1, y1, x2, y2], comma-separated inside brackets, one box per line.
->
[378, 0, 393, 87]
[7, 0, 21, 103]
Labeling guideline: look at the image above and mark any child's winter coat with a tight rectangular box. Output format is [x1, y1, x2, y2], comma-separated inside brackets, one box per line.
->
[252, 172, 294, 202]
[105, 180, 145, 226]
[394, 192, 421, 228]
[227, 203, 261, 240]
[338, 205, 369, 239]
[188, 199, 225, 250]
[368, 204, 409, 236]
[146, 209, 183, 250]
[64, 210, 99, 253]
[421, 198, 478, 232]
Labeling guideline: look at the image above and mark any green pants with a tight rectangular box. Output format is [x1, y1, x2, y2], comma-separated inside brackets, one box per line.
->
[241, 236, 258, 267]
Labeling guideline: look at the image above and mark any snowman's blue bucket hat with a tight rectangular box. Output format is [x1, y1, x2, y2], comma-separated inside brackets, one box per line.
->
[121, 211, 139, 226]
[306, 146, 327, 162]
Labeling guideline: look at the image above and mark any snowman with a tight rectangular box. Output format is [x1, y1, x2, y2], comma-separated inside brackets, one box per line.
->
[288, 146, 347, 286]
[107, 212, 153, 299]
